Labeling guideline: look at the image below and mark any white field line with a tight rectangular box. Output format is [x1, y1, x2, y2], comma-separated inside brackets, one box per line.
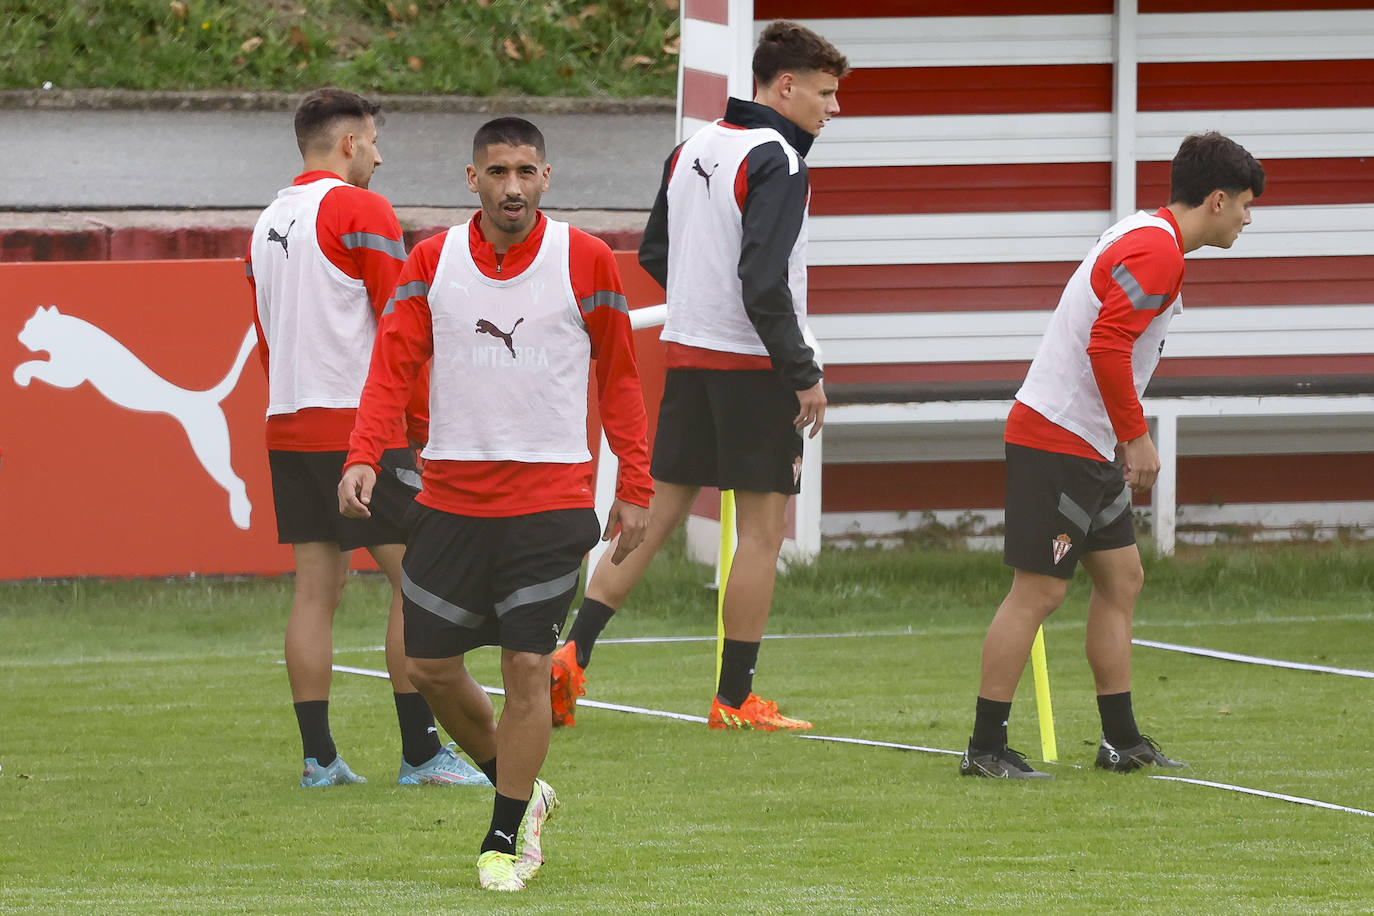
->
[796, 733, 962, 757]
[330, 663, 1374, 818]
[7, 613, 1370, 671]
[1132, 639, 1374, 678]
[328, 663, 709, 722]
[1149, 775, 1374, 818]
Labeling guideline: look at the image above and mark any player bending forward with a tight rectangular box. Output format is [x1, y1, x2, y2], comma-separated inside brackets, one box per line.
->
[961, 132, 1265, 779]
[340, 117, 651, 890]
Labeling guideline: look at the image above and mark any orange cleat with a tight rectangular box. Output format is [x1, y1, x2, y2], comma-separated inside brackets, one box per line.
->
[708, 693, 813, 731]
[550, 640, 586, 727]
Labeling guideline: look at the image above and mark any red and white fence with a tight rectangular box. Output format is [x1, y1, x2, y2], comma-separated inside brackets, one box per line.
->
[679, 0, 1374, 553]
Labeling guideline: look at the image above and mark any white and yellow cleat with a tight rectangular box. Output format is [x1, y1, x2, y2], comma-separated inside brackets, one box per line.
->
[477, 850, 525, 892]
[514, 777, 560, 881]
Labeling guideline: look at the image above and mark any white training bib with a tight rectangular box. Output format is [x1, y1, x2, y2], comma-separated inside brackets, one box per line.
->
[423, 218, 593, 463]
[251, 177, 373, 417]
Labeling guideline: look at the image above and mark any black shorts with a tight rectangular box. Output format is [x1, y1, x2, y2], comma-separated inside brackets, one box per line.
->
[650, 368, 804, 495]
[1003, 442, 1136, 579]
[268, 448, 418, 550]
[400, 505, 601, 659]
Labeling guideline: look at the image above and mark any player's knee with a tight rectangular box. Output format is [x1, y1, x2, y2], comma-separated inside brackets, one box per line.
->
[405, 656, 450, 695]
[1117, 560, 1145, 602]
[1009, 570, 1069, 615]
[500, 649, 548, 696]
[737, 520, 786, 555]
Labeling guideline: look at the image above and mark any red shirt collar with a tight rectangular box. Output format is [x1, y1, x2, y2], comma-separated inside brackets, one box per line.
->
[468, 211, 547, 277]
[293, 169, 346, 186]
[1154, 206, 1184, 252]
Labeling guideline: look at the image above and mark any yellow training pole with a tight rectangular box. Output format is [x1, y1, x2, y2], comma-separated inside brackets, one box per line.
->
[715, 489, 736, 688]
[1030, 625, 1058, 762]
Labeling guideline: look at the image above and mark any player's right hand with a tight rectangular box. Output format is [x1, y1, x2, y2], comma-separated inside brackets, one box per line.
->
[338, 463, 378, 518]
[1120, 432, 1160, 492]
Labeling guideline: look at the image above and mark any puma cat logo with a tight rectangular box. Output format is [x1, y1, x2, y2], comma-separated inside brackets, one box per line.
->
[692, 158, 717, 195]
[475, 317, 525, 358]
[267, 219, 295, 257]
[13, 306, 257, 529]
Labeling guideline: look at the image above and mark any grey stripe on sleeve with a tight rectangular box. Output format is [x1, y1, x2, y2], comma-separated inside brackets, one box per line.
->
[401, 568, 487, 629]
[244, 261, 253, 278]
[579, 289, 629, 317]
[383, 279, 430, 317]
[1057, 493, 1093, 534]
[1091, 486, 1133, 531]
[341, 231, 407, 260]
[1111, 263, 1169, 312]
[493, 568, 582, 617]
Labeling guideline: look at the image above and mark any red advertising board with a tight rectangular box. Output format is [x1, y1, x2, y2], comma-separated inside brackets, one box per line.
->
[0, 254, 665, 580]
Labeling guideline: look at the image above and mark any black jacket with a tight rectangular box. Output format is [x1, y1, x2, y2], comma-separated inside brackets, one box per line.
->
[639, 97, 822, 391]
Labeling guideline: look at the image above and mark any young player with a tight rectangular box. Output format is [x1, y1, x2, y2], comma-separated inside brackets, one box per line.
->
[338, 117, 651, 891]
[959, 132, 1265, 779]
[550, 20, 849, 731]
[247, 88, 485, 789]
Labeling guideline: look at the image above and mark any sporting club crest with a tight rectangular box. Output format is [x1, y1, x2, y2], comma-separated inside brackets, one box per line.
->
[1052, 533, 1073, 565]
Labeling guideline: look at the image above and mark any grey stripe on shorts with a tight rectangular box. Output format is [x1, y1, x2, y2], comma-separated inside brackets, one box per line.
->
[1091, 486, 1133, 531]
[402, 568, 486, 629]
[493, 568, 582, 617]
[1057, 492, 1093, 534]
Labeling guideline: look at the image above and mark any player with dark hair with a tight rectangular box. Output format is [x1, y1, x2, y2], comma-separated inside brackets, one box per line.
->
[339, 116, 651, 891]
[550, 20, 850, 731]
[960, 131, 1265, 779]
[248, 87, 487, 789]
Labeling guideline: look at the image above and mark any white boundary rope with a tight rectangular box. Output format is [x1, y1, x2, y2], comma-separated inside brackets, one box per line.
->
[328, 663, 1373, 818]
[1132, 639, 1374, 678]
[1149, 775, 1374, 818]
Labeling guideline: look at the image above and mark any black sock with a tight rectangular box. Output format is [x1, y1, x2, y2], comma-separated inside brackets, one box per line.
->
[293, 700, 336, 766]
[394, 691, 442, 767]
[1097, 691, 1143, 748]
[971, 696, 1012, 752]
[716, 639, 760, 709]
[567, 598, 617, 669]
[477, 757, 498, 784]
[481, 791, 530, 855]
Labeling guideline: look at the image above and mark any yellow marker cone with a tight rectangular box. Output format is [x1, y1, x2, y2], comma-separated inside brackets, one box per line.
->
[1030, 625, 1058, 762]
[715, 489, 736, 688]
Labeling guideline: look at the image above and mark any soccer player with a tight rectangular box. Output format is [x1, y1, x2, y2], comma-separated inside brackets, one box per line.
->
[550, 20, 849, 732]
[248, 88, 486, 789]
[959, 132, 1265, 779]
[338, 116, 652, 891]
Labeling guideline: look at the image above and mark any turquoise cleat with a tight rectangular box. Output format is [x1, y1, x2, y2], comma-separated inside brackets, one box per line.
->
[300, 755, 367, 787]
[398, 743, 492, 787]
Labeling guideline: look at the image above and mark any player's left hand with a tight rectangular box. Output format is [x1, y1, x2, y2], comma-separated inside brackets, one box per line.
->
[604, 498, 649, 564]
[338, 463, 378, 518]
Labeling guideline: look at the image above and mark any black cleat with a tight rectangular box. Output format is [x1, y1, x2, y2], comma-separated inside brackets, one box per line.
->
[1095, 735, 1186, 773]
[959, 741, 1054, 779]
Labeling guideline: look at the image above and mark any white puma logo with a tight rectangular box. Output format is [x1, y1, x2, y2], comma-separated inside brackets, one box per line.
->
[494, 830, 516, 845]
[13, 305, 257, 529]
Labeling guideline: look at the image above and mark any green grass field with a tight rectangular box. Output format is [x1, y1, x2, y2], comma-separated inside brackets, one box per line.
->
[2, 0, 679, 97]
[2, 540, 1372, 913]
